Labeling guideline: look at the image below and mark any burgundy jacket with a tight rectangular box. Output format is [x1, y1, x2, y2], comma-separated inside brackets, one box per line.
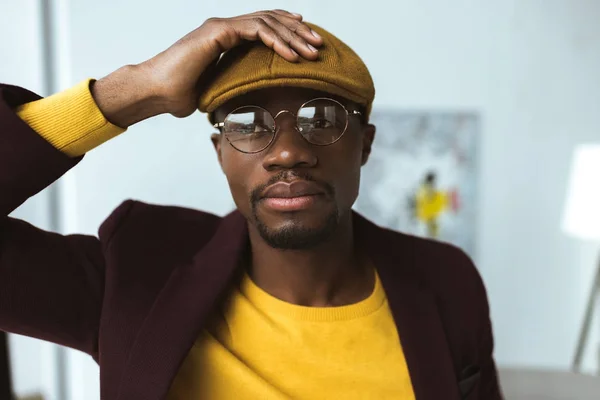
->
[0, 84, 503, 400]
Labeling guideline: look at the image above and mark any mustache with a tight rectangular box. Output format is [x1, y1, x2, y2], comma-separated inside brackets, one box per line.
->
[250, 171, 335, 205]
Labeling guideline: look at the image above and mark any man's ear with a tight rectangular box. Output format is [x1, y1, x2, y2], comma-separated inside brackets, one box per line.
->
[211, 133, 223, 168]
[361, 124, 376, 166]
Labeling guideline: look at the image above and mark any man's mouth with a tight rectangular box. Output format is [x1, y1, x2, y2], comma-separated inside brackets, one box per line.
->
[260, 180, 326, 212]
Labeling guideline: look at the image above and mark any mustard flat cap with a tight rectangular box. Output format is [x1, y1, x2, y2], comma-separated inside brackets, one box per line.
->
[198, 23, 375, 120]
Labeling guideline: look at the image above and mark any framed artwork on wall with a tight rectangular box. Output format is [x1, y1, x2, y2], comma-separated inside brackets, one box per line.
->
[355, 110, 479, 257]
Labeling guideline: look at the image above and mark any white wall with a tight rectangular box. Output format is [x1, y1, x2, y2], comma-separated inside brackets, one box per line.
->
[3, 0, 600, 399]
[1, 1, 62, 399]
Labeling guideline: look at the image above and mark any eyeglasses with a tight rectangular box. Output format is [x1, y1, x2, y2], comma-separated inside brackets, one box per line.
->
[213, 98, 362, 154]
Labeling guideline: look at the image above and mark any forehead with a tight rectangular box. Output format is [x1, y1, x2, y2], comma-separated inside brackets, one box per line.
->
[213, 87, 359, 121]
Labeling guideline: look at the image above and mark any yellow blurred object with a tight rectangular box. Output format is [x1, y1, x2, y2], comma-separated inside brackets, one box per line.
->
[416, 187, 448, 222]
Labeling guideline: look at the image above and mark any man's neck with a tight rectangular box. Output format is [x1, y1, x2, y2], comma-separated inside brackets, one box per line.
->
[246, 215, 375, 307]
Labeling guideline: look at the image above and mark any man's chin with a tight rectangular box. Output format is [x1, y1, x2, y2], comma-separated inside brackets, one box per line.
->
[253, 209, 339, 250]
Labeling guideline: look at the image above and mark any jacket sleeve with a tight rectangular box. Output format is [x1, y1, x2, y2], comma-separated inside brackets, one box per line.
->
[0, 84, 119, 358]
[448, 246, 504, 399]
[421, 238, 505, 399]
[475, 273, 504, 399]
[453, 247, 504, 399]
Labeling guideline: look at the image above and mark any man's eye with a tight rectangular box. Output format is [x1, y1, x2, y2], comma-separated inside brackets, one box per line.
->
[312, 119, 334, 129]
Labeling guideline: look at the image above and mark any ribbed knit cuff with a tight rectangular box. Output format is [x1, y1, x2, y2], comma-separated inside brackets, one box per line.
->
[15, 79, 126, 157]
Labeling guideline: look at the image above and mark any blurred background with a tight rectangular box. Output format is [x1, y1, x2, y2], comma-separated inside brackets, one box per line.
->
[1, 0, 600, 399]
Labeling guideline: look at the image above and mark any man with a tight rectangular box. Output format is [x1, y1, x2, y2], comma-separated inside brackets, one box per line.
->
[0, 10, 502, 400]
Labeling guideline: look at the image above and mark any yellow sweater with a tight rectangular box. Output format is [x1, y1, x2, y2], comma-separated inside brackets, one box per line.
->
[168, 272, 415, 399]
[16, 80, 416, 399]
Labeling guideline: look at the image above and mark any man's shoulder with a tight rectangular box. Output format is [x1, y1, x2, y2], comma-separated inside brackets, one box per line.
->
[376, 225, 485, 300]
[380, 227, 491, 343]
[410, 233, 477, 279]
[98, 199, 224, 245]
[375, 223, 475, 270]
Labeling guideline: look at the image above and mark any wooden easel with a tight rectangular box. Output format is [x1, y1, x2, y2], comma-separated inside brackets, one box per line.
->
[573, 256, 600, 372]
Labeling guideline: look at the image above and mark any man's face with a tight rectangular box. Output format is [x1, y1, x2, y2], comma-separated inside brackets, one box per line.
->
[212, 87, 375, 250]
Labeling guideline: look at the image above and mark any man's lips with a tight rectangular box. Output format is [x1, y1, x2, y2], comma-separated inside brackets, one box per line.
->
[260, 180, 326, 211]
[261, 180, 325, 199]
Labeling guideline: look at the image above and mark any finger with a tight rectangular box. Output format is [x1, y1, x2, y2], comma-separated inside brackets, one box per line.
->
[237, 13, 321, 47]
[271, 9, 303, 21]
[259, 30, 299, 62]
[239, 20, 299, 62]
[264, 12, 323, 47]
[244, 10, 301, 22]
[261, 15, 318, 60]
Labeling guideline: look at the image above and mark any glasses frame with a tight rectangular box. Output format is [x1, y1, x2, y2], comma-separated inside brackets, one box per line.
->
[213, 97, 362, 154]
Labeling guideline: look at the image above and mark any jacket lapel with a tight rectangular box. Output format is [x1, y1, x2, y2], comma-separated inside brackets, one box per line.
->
[354, 212, 460, 400]
[115, 210, 248, 400]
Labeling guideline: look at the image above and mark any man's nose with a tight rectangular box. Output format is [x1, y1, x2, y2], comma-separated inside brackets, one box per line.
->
[261, 113, 318, 171]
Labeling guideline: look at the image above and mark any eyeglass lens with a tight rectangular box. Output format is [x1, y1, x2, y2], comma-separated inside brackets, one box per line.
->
[222, 99, 348, 153]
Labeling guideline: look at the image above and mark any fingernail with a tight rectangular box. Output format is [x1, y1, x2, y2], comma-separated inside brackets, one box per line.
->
[307, 43, 317, 52]
[311, 29, 321, 39]
[290, 48, 299, 57]
[292, 12, 302, 18]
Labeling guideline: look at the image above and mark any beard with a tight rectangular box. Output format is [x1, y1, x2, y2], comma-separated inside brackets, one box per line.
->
[253, 207, 340, 250]
[249, 171, 339, 250]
